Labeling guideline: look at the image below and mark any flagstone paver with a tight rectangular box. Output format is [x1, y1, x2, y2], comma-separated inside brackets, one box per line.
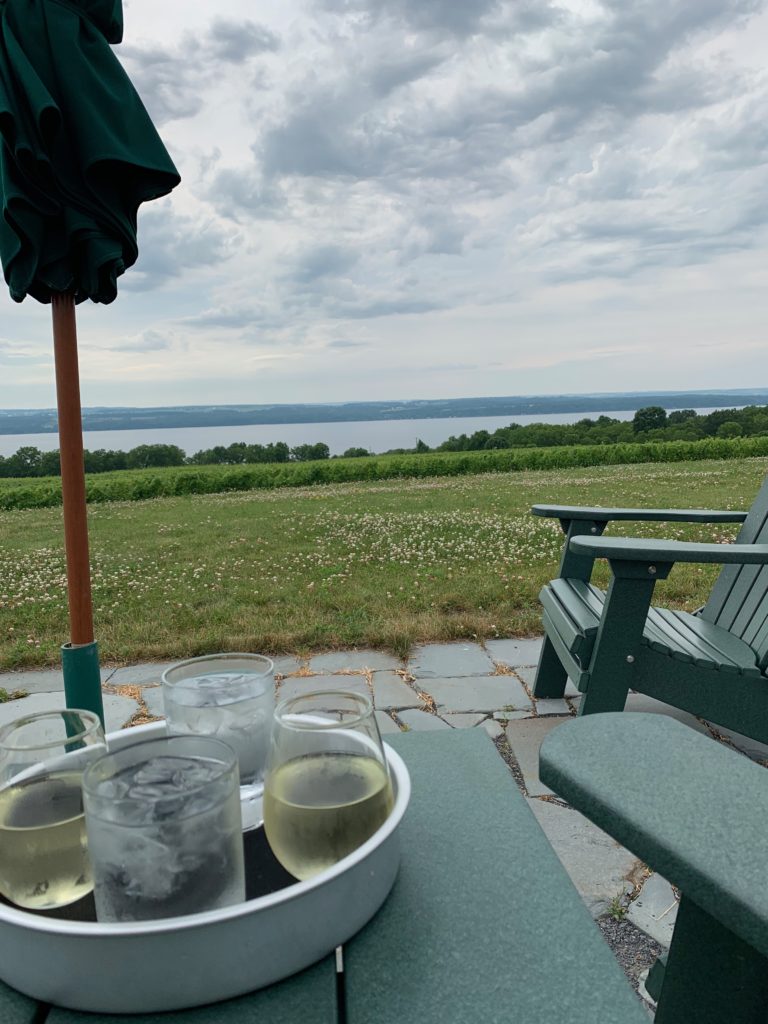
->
[375, 711, 402, 735]
[626, 873, 678, 948]
[0, 691, 140, 732]
[108, 662, 172, 687]
[408, 642, 495, 679]
[480, 719, 504, 739]
[443, 713, 487, 729]
[277, 674, 369, 701]
[568, 692, 709, 736]
[371, 672, 423, 709]
[271, 656, 304, 678]
[141, 686, 165, 718]
[485, 637, 543, 667]
[621, 694, 709, 735]
[0, 666, 111, 694]
[397, 708, 451, 731]
[705, 722, 768, 761]
[514, 664, 580, 698]
[418, 674, 532, 714]
[505, 716, 570, 797]
[493, 709, 535, 721]
[535, 698, 571, 716]
[528, 799, 642, 918]
[307, 650, 401, 673]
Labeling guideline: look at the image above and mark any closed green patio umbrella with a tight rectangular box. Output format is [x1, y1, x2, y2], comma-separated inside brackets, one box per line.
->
[0, 0, 180, 722]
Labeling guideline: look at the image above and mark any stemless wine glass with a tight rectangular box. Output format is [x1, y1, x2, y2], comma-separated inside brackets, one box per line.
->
[162, 653, 275, 832]
[82, 735, 245, 923]
[0, 708, 106, 910]
[263, 690, 394, 881]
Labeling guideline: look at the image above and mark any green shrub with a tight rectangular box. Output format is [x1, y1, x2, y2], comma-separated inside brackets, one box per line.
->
[2, 435, 768, 510]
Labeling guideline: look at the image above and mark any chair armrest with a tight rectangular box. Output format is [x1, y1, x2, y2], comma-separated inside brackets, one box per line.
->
[569, 536, 768, 565]
[539, 714, 768, 959]
[532, 505, 746, 524]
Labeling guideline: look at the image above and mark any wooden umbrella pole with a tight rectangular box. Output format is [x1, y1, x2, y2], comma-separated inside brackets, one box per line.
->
[52, 293, 94, 646]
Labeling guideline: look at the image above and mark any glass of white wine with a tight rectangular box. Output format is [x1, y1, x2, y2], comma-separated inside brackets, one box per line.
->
[0, 709, 106, 910]
[263, 690, 394, 881]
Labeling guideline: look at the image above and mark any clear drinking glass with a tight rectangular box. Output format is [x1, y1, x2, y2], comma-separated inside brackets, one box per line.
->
[82, 735, 245, 923]
[162, 653, 275, 831]
[263, 690, 394, 881]
[0, 708, 106, 910]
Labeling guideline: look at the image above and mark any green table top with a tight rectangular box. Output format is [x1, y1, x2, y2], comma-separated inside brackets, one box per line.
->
[1, 730, 647, 1024]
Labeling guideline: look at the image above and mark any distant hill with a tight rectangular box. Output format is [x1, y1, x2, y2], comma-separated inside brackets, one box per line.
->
[1, 389, 767, 436]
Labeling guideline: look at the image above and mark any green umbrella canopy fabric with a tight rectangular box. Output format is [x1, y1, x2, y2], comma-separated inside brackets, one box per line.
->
[0, 0, 180, 304]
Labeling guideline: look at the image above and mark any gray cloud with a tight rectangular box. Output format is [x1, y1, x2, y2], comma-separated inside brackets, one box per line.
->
[208, 18, 280, 63]
[118, 0, 768, 370]
[330, 296, 446, 319]
[400, 209, 468, 259]
[206, 167, 286, 219]
[698, 95, 768, 171]
[0, 340, 40, 363]
[119, 44, 204, 124]
[292, 245, 359, 283]
[367, 51, 448, 97]
[120, 17, 281, 125]
[261, 0, 762, 187]
[126, 205, 233, 289]
[6, 0, 768, 411]
[105, 329, 174, 353]
[242, 0, 768, 314]
[319, 0, 503, 37]
[179, 305, 270, 330]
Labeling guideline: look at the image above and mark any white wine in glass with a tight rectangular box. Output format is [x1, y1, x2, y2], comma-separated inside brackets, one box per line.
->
[263, 692, 393, 881]
[0, 709, 106, 910]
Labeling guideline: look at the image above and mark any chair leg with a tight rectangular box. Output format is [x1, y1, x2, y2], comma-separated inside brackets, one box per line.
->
[576, 575, 655, 716]
[654, 895, 768, 1024]
[575, 634, 633, 715]
[532, 636, 568, 698]
[576, 674, 630, 715]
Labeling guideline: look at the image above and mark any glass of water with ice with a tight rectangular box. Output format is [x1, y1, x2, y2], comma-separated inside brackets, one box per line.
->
[161, 654, 275, 831]
[82, 735, 245, 923]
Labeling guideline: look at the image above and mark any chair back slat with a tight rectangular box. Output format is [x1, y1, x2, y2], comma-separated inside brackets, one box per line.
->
[702, 477, 768, 670]
[749, 615, 768, 672]
[741, 600, 768, 648]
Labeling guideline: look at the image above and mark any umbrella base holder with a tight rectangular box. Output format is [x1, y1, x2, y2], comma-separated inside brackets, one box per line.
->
[61, 640, 104, 725]
[0, 721, 410, 1014]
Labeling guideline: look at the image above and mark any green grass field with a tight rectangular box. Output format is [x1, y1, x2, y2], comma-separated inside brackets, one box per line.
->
[1, 457, 765, 670]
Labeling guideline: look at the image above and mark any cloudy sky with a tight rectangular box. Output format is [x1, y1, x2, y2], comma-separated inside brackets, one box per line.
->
[1, 0, 767, 409]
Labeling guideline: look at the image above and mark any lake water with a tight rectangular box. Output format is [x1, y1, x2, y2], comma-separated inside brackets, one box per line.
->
[0, 407, 745, 459]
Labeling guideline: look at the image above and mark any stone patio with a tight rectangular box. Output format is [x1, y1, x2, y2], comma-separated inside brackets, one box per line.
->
[4, 636, 761, 1004]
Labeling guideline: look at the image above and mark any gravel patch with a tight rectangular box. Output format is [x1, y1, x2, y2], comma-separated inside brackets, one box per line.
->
[492, 733, 527, 794]
[597, 914, 663, 993]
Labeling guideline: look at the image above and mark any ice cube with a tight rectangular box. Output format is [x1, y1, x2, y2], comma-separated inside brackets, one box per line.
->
[173, 761, 221, 787]
[93, 777, 132, 800]
[120, 832, 185, 899]
[167, 684, 218, 709]
[133, 759, 176, 786]
[223, 707, 261, 735]
[171, 672, 267, 709]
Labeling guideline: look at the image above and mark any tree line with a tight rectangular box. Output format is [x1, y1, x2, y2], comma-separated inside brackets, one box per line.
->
[430, 405, 768, 453]
[1, 405, 767, 478]
[0, 441, 333, 478]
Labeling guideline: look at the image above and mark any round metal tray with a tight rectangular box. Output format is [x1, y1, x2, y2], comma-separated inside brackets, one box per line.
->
[0, 721, 411, 1014]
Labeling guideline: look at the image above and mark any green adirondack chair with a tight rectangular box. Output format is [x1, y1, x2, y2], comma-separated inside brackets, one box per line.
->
[532, 477, 768, 741]
[540, 713, 768, 1024]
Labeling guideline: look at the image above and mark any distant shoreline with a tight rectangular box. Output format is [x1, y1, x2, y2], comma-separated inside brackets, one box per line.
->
[1, 389, 767, 436]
